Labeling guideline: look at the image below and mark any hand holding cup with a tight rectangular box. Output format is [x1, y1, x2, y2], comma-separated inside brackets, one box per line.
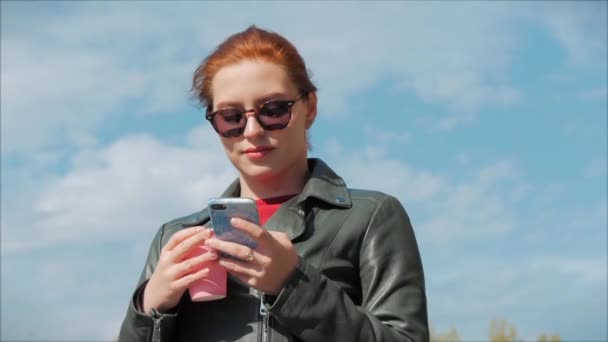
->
[142, 227, 219, 313]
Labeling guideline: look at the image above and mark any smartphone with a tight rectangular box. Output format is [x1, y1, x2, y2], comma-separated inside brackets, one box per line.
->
[208, 197, 260, 252]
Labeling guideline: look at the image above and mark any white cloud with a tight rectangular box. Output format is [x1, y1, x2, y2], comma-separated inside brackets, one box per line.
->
[1, 126, 236, 254]
[437, 113, 477, 132]
[363, 126, 409, 145]
[536, 1, 607, 66]
[3, 2, 604, 154]
[1, 243, 144, 341]
[428, 254, 607, 340]
[418, 186, 515, 243]
[324, 144, 445, 204]
[416, 160, 519, 243]
[2, 1, 533, 153]
[552, 257, 608, 285]
[478, 159, 518, 185]
[322, 141, 522, 244]
[2, 35, 146, 153]
[1, 3, 213, 155]
[564, 199, 608, 238]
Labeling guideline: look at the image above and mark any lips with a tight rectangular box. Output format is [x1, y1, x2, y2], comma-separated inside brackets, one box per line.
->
[243, 146, 273, 153]
[242, 146, 274, 159]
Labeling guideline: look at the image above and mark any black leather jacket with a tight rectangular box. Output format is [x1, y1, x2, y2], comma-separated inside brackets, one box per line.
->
[118, 158, 428, 342]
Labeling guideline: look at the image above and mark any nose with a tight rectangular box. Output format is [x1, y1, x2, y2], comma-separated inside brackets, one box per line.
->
[242, 112, 264, 138]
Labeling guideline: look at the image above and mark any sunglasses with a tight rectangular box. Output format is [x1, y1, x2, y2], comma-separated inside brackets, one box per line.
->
[206, 93, 304, 138]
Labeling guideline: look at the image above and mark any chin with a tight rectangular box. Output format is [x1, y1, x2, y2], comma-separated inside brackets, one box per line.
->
[234, 158, 280, 181]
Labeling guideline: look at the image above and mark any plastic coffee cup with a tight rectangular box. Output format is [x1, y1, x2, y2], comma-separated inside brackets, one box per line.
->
[186, 245, 227, 302]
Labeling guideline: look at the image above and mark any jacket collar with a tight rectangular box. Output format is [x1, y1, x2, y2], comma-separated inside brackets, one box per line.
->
[294, 158, 352, 208]
[219, 158, 351, 240]
[220, 158, 352, 209]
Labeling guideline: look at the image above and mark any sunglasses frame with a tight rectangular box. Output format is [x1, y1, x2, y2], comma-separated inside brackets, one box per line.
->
[205, 93, 305, 138]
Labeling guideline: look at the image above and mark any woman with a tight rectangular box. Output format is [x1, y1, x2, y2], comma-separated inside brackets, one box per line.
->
[118, 26, 428, 342]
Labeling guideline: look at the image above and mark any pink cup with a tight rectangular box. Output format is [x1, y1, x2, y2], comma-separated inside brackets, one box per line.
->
[186, 245, 227, 302]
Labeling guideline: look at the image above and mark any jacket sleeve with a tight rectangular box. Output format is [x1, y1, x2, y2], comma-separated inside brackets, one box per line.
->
[266, 196, 429, 342]
[117, 224, 179, 342]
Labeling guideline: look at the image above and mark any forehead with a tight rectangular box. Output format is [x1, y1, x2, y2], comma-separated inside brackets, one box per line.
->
[211, 60, 296, 104]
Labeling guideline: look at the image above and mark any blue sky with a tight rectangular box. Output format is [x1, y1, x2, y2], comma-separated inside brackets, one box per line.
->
[1, 1, 606, 341]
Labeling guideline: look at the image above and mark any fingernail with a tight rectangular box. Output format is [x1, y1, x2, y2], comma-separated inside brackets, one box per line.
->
[195, 227, 203, 232]
[208, 252, 217, 259]
[230, 217, 239, 225]
[204, 239, 213, 246]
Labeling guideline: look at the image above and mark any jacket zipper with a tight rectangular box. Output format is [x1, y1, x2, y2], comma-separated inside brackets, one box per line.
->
[150, 308, 162, 342]
[259, 293, 271, 342]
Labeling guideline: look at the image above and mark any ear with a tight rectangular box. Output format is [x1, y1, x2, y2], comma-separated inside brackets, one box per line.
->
[304, 92, 318, 129]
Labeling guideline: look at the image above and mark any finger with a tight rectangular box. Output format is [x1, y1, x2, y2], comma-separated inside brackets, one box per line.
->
[170, 229, 213, 261]
[268, 230, 289, 242]
[230, 217, 272, 244]
[172, 250, 218, 278]
[172, 267, 210, 291]
[204, 238, 252, 260]
[218, 258, 261, 278]
[164, 226, 206, 252]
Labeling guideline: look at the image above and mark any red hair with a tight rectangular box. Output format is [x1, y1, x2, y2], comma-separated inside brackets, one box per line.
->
[192, 25, 317, 111]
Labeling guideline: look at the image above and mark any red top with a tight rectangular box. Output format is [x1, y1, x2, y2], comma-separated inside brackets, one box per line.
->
[255, 194, 297, 225]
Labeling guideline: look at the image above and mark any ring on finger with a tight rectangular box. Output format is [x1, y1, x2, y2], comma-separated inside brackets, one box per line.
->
[245, 248, 255, 262]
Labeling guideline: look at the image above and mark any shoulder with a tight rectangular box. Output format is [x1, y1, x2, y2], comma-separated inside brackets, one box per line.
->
[163, 208, 210, 229]
[346, 188, 411, 228]
[348, 188, 404, 210]
[153, 208, 211, 246]
[346, 189, 416, 245]
[319, 188, 409, 228]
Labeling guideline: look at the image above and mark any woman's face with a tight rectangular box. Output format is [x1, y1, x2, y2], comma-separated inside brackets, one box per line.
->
[210, 60, 316, 181]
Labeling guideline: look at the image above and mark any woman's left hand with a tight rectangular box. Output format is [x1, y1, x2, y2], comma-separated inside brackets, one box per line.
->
[204, 217, 300, 296]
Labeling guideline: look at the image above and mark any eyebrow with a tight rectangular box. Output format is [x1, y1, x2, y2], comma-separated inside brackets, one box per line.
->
[215, 92, 289, 109]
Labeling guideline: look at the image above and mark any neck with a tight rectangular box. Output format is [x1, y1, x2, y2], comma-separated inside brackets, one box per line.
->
[239, 159, 309, 200]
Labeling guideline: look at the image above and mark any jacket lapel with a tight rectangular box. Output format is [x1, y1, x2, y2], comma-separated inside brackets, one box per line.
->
[212, 158, 353, 241]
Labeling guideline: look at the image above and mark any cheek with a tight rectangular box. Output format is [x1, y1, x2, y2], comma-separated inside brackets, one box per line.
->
[289, 108, 309, 131]
[220, 137, 237, 156]
[281, 126, 308, 152]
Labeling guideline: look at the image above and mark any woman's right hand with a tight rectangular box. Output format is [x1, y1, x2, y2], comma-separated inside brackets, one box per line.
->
[142, 227, 217, 314]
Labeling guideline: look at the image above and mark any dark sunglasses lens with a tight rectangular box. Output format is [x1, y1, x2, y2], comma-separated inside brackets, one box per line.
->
[258, 101, 292, 129]
[213, 109, 246, 136]
[220, 127, 245, 138]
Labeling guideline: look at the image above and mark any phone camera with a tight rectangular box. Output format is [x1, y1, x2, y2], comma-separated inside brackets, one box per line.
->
[210, 203, 227, 210]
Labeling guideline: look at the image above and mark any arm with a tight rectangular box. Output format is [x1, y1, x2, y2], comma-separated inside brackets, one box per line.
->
[267, 196, 429, 342]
